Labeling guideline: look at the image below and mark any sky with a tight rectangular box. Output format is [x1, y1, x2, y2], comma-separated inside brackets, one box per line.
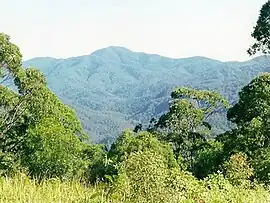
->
[1, 0, 267, 61]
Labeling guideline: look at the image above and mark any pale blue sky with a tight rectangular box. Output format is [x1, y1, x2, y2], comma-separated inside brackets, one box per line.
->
[1, 0, 266, 61]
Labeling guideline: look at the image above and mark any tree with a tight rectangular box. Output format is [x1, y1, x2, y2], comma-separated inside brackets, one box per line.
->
[83, 143, 117, 183]
[0, 33, 53, 153]
[227, 73, 270, 126]
[248, 0, 270, 56]
[219, 73, 270, 183]
[193, 140, 225, 179]
[148, 87, 228, 170]
[218, 1, 270, 184]
[224, 73, 270, 153]
[20, 116, 89, 179]
[0, 33, 30, 141]
[109, 131, 200, 203]
[0, 33, 90, 178]
[109, 130, 178, 169]
[251, 148, 270, 184]
[133, 123, 142, 133]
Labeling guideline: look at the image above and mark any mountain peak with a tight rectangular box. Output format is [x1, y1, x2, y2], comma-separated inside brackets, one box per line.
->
[22, 48, 269, 143]
[91, 46, 131, 55]
[89, 46, 133, 61]
[107, 46, 132, 52]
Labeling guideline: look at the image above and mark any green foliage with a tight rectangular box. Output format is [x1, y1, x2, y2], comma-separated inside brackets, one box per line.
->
[251, 148, 270, 184]
[109, 130, 178, 169]
[20, 116, 89, 179]
[0, 151, 21, 176]
[83, 144, 117, 183]
[150, 87, 228, 172]
[248, 0, 270, 55]
[223, 153, 254, 187]
[202, 173, 270, 203]
[110, 149, 202, 203]
[111, 150, 178, 202]
[193, 140, 225, 179]
[0, 33, 22, 75]
[227, 73, 270, 126]
[221, 73, 270, 185]
[171, 87, 229, 114]
[0, 33, 90, 179]
[219, 117, 265, 158]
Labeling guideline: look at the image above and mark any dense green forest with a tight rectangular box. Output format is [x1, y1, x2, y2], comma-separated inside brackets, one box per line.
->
[2, 1, 270, 202]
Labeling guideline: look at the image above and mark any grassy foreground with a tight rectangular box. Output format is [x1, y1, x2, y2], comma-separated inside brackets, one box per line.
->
[1, 174, 270, 203]
[0, 174, 103, 203]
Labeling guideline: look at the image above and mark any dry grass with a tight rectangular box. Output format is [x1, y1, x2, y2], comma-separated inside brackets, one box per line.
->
[1, 173, 270, 203]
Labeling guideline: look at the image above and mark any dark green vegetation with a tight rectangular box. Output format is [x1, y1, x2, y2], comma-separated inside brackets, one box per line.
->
[2, 1, 270, 202]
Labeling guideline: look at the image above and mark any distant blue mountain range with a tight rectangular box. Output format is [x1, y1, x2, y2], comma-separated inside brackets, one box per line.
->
[22, 46, 270, 144]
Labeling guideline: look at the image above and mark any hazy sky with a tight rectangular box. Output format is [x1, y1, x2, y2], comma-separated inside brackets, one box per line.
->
[1, 0, 266, 61]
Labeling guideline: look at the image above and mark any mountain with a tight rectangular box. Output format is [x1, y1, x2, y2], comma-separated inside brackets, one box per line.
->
[22, 46, 270, 144]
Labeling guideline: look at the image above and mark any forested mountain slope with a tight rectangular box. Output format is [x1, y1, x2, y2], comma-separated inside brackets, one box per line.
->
[22, 46, 270, 143]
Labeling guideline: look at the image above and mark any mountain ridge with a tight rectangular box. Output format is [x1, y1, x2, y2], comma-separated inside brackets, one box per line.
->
[26, 45, 265, 63]
[22, 47, 270, 143]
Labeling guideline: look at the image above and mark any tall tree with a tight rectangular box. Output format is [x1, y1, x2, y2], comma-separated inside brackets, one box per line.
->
[248, 0, 270, 55]
[227, 73, 270, 126]
[221, 74, 270, 153]
[219, 73, 270, 182]
[149, 87, 228, 170]
[0, 33, 89, 178]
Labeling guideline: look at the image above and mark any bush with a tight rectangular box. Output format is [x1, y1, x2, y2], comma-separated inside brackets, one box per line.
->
[83, 144, 117, 183]
[20, 117, 89, 180]
[223, 152, 254, 187]
[193, 140, 225, 179]
[0, 151, 21, 176]
[110, 149, 186, 202]
[109, 130, 179, 170]
[252, 148, 270, 184]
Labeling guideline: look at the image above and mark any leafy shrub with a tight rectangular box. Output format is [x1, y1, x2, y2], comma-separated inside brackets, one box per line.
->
[110, 149, 185, 202]
[252, 148, 270, 184]
[223, 152, 254, 187]
[0, 151, 21, 176]
[193, 140, 225, 179]
[20, 117, 89, 180]
[83, 144, 117, 183]
[109, 130, 179, 169]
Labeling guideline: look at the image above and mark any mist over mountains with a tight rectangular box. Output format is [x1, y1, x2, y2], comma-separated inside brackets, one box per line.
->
[22, 46, 270, 143]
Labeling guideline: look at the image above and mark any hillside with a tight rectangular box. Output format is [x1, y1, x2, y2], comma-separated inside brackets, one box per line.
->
[22, 47, 270, 143]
